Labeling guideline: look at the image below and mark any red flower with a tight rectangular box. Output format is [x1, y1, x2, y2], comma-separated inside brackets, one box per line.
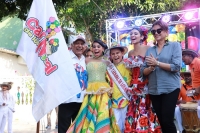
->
[154, 128, 162, 133]
[149, 111, 155, 123]
[140, 102, 146, 108]
[139, 116, 148, 127]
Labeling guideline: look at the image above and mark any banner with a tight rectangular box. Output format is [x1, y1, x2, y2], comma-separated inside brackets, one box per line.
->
[107, 63, 130, 100]
[17, 0, 81, 121]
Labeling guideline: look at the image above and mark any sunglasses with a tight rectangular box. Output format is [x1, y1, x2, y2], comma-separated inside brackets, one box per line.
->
[151, 28, 163, 35]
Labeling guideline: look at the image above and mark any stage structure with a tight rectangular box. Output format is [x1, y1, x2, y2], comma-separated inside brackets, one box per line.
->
[106, 8, 200, 48]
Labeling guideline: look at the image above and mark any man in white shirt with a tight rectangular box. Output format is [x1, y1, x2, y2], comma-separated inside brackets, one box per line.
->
[0, 82, 13, 133]
[58, 35, 87, 133]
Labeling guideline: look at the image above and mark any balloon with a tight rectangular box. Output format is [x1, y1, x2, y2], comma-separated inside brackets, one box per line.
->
[188, 36, 199, 51]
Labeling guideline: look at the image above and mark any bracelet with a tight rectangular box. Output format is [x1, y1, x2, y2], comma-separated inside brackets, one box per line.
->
[157, 61, 160, 66]
[148, 66, 155, 71]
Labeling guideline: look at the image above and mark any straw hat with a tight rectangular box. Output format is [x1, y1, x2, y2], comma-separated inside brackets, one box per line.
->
[105, 42, 128, 55]
[0, 82, 13, 90]
[182, 49, 199, 58]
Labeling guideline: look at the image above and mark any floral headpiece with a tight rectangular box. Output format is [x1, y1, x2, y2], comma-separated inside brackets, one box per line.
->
[131, 26, 148, 41]
[140, 26, 148, 36]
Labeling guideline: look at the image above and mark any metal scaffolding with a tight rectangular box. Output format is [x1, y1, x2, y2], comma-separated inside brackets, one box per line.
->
[106, 8, 200, 47]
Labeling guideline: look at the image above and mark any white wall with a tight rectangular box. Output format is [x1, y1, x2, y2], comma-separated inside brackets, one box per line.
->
[0, 51, 30, 77]
[0, 52, 33, 102]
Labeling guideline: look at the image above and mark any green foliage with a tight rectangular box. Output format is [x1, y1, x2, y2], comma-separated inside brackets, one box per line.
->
[25, 78, 34, 91]
[60, 0, 182, 41]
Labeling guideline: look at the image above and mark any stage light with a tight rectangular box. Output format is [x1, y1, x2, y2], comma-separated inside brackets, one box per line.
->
[161, 14, 171, 23]
[184, 12, 194, 20]
[115, 21, 125, 29]
[134, 18, 143, 26]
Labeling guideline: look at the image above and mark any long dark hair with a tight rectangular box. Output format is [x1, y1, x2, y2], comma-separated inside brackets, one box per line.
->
[92, 39, 108, 50]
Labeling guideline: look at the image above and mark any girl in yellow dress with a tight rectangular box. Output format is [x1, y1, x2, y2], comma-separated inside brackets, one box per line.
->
[105, 43, 132, 132]
[66, 39, 120, 133]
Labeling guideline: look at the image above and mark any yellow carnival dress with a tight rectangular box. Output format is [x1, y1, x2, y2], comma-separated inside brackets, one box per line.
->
[106, 62, 132, 132]
[67, 62, 120, 133]
[107, 63, 132, 108]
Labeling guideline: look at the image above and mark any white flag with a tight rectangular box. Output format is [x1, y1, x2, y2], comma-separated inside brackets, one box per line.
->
[17, 0, 81, 122]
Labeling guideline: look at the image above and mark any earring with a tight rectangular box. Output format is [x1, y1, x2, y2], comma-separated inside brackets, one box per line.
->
[140, 39, 143, 45]
[102, 51, 104, 55]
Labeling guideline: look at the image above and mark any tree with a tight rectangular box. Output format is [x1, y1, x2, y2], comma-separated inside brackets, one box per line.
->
[0, 0, 199, 42]
[60, 0, 181, 42]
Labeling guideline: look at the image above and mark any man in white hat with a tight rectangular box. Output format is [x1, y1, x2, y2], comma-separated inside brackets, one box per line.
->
[0, 82, 13, 133]
[58, 35, 88, 133]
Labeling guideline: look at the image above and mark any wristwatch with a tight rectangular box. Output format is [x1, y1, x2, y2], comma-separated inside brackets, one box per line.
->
[157, 61, 160, 66]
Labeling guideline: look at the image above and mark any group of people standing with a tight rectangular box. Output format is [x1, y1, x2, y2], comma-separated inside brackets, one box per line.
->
[0, 82, 15, 133]
[1, 20, 199, 133]
[57, 20, 199, 133]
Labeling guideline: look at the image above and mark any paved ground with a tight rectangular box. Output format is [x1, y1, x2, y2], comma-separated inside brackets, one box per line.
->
[3, 104, 181, 133]
[4, 104, 58, 133]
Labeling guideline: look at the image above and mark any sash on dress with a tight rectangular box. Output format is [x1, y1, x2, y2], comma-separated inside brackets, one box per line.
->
[107, 63, 130, 100]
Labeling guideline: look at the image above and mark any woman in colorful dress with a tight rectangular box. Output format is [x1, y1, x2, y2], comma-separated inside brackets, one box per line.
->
[124, 27, 161, 133]
[66, 39, 120, 133]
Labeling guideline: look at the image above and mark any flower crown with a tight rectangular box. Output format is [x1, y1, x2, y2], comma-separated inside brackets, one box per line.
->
[140, 26, 148, 37]
[137, 26, 148, 41]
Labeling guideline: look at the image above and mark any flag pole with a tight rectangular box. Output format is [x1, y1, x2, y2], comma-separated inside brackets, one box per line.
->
[36, 121, 40, 133]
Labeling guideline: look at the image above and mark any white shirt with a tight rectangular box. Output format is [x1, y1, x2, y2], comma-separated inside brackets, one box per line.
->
[0, 91, 9, 112]
[64, 50, 86, 103]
